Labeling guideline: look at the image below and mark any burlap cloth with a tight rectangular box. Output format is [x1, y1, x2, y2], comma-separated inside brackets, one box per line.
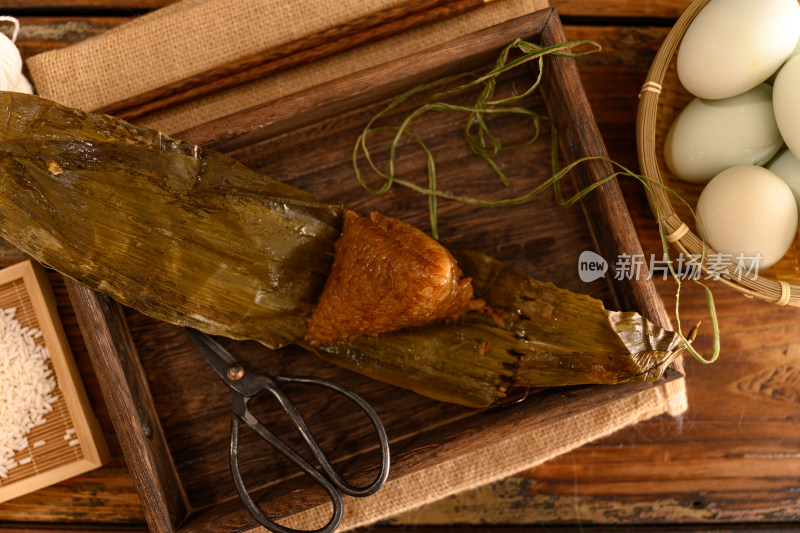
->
[28, 0, 555, 134]
[274, 379, 687, 532]
[25, 0, 689, 530]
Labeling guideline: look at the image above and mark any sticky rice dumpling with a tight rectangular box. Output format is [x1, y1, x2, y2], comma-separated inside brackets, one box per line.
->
[0, 92, 687, 407]
[305, 210, 482, 343]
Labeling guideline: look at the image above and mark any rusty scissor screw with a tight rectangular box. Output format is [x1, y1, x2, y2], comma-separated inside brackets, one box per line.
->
[227, 364, 245, 381]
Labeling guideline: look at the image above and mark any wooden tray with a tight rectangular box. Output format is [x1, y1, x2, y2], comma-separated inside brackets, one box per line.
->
[0, 260, 108, 504]
[65, 9, 685, 533]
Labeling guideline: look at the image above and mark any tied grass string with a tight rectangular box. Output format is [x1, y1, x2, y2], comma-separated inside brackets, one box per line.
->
[352, 38, 719, 365]
[545, 127, 719, 365]
[353, 38, 584, 235]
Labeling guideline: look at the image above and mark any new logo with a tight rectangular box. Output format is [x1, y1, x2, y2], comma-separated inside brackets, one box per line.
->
[578, 251, 608, 282]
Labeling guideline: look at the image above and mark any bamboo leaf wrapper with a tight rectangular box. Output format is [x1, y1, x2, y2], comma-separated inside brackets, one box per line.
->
[0, 92, 685, 407]
[306, 251, 683, 407]
[0, 92, 342, 348]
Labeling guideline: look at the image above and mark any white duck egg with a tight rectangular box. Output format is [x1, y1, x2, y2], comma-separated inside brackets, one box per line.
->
[677, 0, 800, 99]
[767, 149, 800, 218]
[697, 165, 797, 271]
[774, 55, 800, 159]
[664, 84, 782, 183]
[769, 34, 800, 83]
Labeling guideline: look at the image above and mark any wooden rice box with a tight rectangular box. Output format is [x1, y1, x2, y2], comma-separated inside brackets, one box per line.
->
[0, 260, 108, 504]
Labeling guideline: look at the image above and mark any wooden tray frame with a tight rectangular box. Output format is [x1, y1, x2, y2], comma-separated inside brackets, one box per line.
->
[66, 8, 684, 532]
[0, 260, 109, 503]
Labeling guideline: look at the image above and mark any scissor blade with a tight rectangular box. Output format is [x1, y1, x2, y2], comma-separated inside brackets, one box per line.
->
[185, 328, 239, 383]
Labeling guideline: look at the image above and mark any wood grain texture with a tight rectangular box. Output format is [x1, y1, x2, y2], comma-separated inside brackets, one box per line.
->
[12, 17, 129, 57]
[539, 11, 670, 331]
[174, 10, 559, 151]
[551, 0, 694, 19]
[63, 283, 188, 532]
[5, 1, 800, 531]
[0, 1, 161, 8]
[1, 1, 697, 19]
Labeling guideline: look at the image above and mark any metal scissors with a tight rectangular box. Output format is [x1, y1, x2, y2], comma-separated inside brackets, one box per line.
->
[185, 328, 391, 533]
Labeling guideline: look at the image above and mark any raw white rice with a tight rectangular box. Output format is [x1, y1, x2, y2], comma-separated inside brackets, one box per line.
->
[0, 307, 58, 479]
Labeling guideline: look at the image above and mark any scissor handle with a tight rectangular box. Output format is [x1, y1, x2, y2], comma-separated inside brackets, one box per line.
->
[230, 416, 344, 533]
[229, 375, 391, 533]
[275, 375, 391, 497]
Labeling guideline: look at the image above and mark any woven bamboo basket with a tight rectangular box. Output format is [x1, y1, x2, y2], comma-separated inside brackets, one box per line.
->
[636, 0, 800, 307]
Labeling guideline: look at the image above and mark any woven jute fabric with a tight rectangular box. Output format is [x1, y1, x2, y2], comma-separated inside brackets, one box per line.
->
[28, 0, 550, 134]
[250, 379, 687, 532]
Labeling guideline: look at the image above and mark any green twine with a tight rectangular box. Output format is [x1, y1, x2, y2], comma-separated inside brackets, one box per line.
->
[352, 38, 719, 365]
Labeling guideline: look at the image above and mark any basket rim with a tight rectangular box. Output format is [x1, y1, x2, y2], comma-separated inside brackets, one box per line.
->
[635, 0, 798, 307]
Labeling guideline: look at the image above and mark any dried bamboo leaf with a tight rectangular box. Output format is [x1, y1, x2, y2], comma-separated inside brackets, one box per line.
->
[0, 92, 342, 348]
[0, 93, 684, 408]
[306, 251, 684, 407]
[454, 250, 684, 385]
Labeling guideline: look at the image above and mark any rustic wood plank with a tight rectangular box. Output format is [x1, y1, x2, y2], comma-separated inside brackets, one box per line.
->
[551, 0, 694, 19]
[177, 11, 547, 151]
[12, 17, 129, 58]
[539, 12, 671, 331]
[3, 1, 697, 19]
[63, 283, 188, 532]
[0, 1, 163, 9]
[8, 3, 800, 530]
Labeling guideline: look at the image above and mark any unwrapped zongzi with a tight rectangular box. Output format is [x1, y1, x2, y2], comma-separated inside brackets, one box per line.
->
[305, 210, 481, 343]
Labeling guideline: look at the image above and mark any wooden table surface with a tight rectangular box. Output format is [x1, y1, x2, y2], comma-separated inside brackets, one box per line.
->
[1, 0, 799, 531]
